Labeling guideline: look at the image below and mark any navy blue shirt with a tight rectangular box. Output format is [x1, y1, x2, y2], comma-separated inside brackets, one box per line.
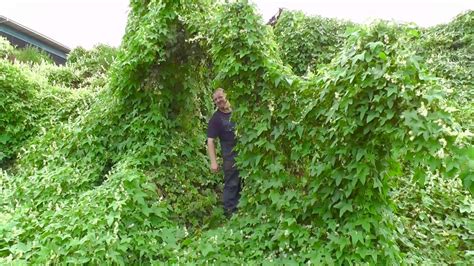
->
[207, 110, 236, 159]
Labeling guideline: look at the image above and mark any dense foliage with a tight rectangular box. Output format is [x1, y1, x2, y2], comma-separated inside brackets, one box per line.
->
[421, 11, 474, 131]
[0, 60, 96, 167]
[65, 44, 118, 87]
[12, 46, 54, 65]
[0, 36, 14, 58]
[0, 37, 54, 65]
[273, 10, 352, 76]
[1, 1, 472, 264]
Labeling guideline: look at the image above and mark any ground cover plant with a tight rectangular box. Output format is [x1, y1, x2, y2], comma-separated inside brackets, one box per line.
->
[0, 1, 472, 264]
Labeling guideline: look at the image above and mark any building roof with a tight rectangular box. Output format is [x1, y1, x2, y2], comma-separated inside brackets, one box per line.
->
[0, 15, 70, 54]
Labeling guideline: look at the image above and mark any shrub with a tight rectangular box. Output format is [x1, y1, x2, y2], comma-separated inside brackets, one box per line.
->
[0, 37, 14, 58]
[12, 45, 54, 65]
[0, 1, 472, 264]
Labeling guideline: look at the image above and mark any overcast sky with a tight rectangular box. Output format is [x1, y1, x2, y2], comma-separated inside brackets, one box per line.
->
[0, 0, 472, 49]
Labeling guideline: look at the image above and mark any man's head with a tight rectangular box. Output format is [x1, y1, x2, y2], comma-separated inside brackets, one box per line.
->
[213, 88, 231, 112]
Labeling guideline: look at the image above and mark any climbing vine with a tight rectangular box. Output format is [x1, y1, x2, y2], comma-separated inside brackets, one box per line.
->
[0, 1, 472, 264]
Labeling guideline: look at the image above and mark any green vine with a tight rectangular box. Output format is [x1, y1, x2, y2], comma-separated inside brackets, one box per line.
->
[0, 1, 472, 264]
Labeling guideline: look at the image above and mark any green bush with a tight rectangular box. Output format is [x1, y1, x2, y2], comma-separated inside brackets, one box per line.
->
[46, 65, 81, 87]
[273, 10, 353, 76]
[421, 11, 474, 131]
[12, 45, 54, 65]
[67, 44, 118, 87]
[0, 1, 472, 264]
[0, 61, 37, 163]
[392, 173, 474, 263]
[180, 3, 471, 264]
[0, 37, 13, 58]
[0, 59, 97, 167]
[1, 1, 218, 264]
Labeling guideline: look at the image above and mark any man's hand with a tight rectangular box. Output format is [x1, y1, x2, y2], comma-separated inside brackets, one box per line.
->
[210, 161, 220, 173]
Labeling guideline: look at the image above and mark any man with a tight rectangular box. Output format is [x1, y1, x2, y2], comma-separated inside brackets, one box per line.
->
[207, 88, 241, 217]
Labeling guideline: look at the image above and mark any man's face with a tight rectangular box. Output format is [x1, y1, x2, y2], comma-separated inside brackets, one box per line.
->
[213, 91, 227, 110]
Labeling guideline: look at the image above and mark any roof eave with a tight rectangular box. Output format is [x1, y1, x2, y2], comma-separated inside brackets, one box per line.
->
[0, 15, 71, 53]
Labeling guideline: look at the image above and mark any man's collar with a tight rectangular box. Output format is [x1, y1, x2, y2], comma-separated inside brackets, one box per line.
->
[218, 108, 232, 114]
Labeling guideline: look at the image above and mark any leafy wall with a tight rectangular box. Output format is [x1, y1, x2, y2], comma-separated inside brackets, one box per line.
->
[0, 1, 472, 264]
[273, 10, 352, 76]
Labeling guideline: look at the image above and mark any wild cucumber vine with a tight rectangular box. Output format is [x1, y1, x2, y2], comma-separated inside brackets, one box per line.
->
[0, 1, 472, 264]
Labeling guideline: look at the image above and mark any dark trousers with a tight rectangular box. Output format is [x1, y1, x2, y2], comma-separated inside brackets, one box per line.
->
[222, 158, 241, 214]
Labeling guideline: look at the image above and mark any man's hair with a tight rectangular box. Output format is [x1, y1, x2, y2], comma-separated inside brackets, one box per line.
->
[213, 87, 225, 96]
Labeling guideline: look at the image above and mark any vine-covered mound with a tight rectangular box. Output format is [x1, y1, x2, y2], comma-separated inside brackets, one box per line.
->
[1, 1, 472, 264]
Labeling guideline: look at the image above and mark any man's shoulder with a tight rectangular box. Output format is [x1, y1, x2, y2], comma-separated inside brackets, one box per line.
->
[207, 111, 222, 138]
[208, 110, 220, 125]
[209, 110, 219, 121]
[209, 110, 232, 124]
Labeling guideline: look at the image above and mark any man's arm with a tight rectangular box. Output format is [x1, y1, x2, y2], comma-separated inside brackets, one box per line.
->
[207, 138, 219, 173]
